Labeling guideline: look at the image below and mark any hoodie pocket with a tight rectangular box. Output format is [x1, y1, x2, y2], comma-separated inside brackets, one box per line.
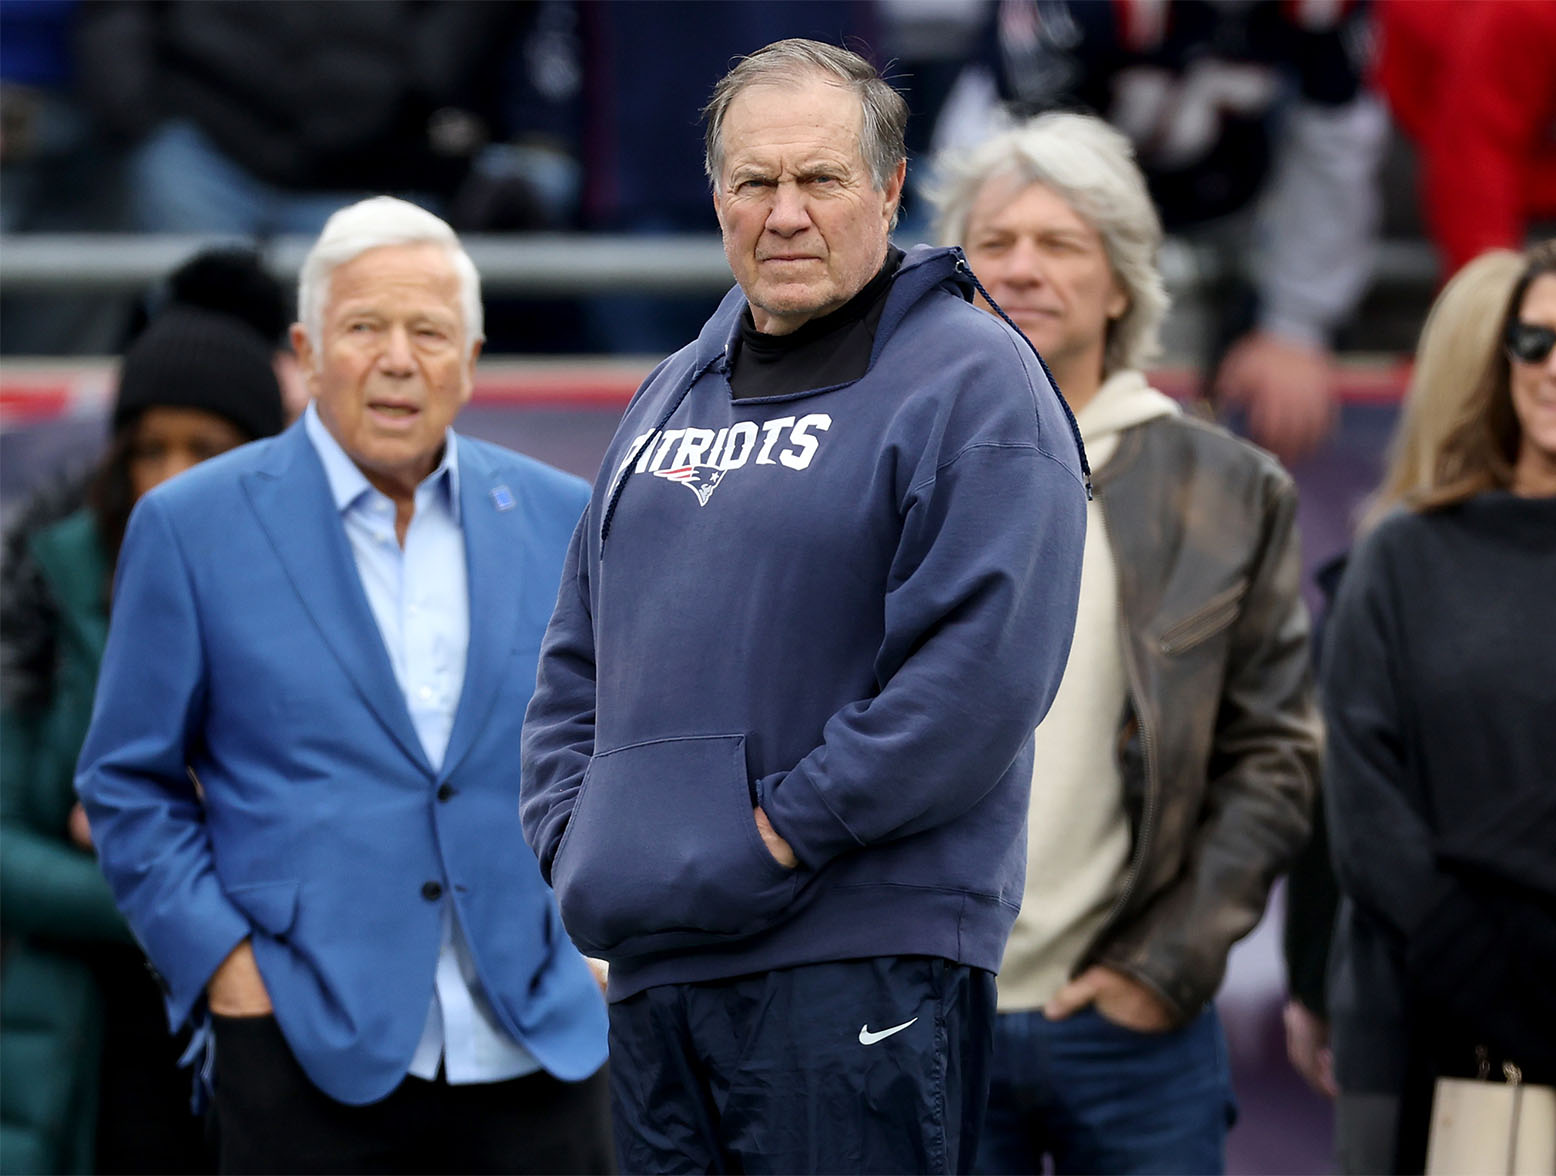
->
[550, 733, 801, 958]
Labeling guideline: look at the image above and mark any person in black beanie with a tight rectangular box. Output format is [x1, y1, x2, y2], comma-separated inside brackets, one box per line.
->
[125, 247, 311, 422]
[0, 301, 283, 1174]
[126, 247, 292, 351]
[93, 305, 285, 565]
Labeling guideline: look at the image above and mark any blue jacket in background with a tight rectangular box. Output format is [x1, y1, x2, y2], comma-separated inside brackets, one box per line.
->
[522, 245, 1088, 999]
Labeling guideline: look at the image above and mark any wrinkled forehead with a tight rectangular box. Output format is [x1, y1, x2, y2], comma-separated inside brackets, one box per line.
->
[720, 75, 865, 161]
[326, 243, 462, 315]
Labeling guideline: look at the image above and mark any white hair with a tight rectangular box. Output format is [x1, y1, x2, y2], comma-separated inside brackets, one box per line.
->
[930, 112, 1169, 378]
[297, 196, 484, 358]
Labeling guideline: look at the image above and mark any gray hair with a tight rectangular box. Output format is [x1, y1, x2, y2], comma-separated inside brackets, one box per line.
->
[702, 38, 908, 199]
[297, 196, 484, 359]
[930, 112, 1169, 378]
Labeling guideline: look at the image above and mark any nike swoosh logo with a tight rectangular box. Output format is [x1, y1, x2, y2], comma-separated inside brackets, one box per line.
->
[858, 1017, 918, 1045]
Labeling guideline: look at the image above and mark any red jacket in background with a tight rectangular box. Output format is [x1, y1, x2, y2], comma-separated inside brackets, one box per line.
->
[1376, 0, 1556, 274]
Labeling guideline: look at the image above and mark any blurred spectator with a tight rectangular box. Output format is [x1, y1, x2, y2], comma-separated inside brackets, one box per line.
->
[125, 246, 310, 421]
[1321, 239, 1556, 1174]
[75, 0, 576, 236]
[933, 111, 1318, 1174]
[1374, 0, 1556, 277]
[0, 306, 284, 1175]
[876, 0, 990, 242]
[1281, 249, 1528, 1110]
[0, 0, 133, 355]
[467, 0, 593, 353]
[453, 0, 584, 234]
[951, 0, 1387, 462]
[575, 0, 876, 354]
[0, 0, 123, 233]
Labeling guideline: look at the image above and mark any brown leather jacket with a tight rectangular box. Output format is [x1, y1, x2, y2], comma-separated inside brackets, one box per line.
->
[1079, 411, 1320, 1023]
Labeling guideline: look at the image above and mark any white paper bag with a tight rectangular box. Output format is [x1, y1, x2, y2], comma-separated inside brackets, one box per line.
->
[1426, 1075, 1556, 1176]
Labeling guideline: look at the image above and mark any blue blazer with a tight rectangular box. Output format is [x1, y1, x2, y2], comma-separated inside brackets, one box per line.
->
[75, 420, 606, 1105]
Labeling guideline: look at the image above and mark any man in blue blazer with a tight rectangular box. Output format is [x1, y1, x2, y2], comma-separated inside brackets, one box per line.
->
[76, 197, 610, 1173]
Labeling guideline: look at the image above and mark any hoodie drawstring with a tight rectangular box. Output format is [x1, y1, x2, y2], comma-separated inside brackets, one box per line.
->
[956, 257, 1093, 501]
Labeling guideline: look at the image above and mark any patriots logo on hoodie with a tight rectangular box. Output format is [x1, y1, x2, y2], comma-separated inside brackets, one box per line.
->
[614, 413, 834, 508]
[653, 465, 727, 506]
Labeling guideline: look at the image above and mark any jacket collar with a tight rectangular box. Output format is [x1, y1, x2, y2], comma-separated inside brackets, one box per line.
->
[244, 421, 433, 771]
[437, 436, 529, 781]
[301, 401, 462, 524]
[245, 423, 534, 780]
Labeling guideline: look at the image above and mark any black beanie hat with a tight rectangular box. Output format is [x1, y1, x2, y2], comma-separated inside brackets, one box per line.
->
[165, 247, 291, 345]
[113, 306, 286, 441]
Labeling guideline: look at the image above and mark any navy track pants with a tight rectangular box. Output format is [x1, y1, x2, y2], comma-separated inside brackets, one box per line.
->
[607, 955, 995, 1174]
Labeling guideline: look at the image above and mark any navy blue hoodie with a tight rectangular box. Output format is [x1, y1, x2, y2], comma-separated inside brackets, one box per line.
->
[521, 245, 1087, 999]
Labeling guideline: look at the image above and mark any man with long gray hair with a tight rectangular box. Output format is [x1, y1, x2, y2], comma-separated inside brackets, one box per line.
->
[522, 39, 1088, 1173]
[932, 113, 1319, 1174]
[77, 196, 611, 1173]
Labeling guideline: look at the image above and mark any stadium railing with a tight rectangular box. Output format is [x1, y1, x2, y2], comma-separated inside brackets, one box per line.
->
[0, 232, 1439, 296]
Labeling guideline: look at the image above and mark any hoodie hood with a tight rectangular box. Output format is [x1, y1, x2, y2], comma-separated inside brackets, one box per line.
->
[1075, 370, 1179, 468]
[604, 245, 983, 554]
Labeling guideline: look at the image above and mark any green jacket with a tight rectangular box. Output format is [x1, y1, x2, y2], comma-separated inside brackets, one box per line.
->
[1, 508, 125, 1175]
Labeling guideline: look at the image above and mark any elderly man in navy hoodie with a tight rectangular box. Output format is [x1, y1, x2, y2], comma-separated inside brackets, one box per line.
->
[522, 38, 1088, 1174]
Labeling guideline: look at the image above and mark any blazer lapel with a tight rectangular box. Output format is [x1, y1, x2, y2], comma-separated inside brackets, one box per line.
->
[242, 423, 432, 772]
[440, 438, 530, 780]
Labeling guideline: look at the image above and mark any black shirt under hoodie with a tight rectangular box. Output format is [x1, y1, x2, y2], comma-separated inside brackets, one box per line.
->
[730, 248, 904, 399]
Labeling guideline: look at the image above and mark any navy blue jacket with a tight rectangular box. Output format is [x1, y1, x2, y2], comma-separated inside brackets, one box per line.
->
[521, 246, 1088, 999]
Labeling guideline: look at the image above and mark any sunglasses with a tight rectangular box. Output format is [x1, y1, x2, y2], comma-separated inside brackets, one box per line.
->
[1506, 321, 1556, 364]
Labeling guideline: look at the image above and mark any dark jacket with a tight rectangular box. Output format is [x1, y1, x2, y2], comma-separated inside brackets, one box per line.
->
[1322, 494, 1556, 1120]
[521, 246, 1089, 1000]
[0, 505, 122, 1175]
[1078, 411, 1320, 1022]
[1280, 554, 1348, 1017]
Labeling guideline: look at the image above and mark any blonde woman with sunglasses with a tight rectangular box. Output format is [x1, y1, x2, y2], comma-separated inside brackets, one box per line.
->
[1321, 239, 1556, 1174]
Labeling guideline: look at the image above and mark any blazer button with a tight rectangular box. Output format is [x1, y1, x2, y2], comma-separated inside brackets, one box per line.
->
[421, 881, 443, 902]
[436, 784, 455, 803]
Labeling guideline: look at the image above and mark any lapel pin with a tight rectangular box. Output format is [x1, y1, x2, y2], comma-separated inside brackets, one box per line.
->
[490, 485, 515, 512]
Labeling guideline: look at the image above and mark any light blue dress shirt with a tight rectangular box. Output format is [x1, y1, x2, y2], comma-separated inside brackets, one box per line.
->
[304, 404, 540, 1084]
